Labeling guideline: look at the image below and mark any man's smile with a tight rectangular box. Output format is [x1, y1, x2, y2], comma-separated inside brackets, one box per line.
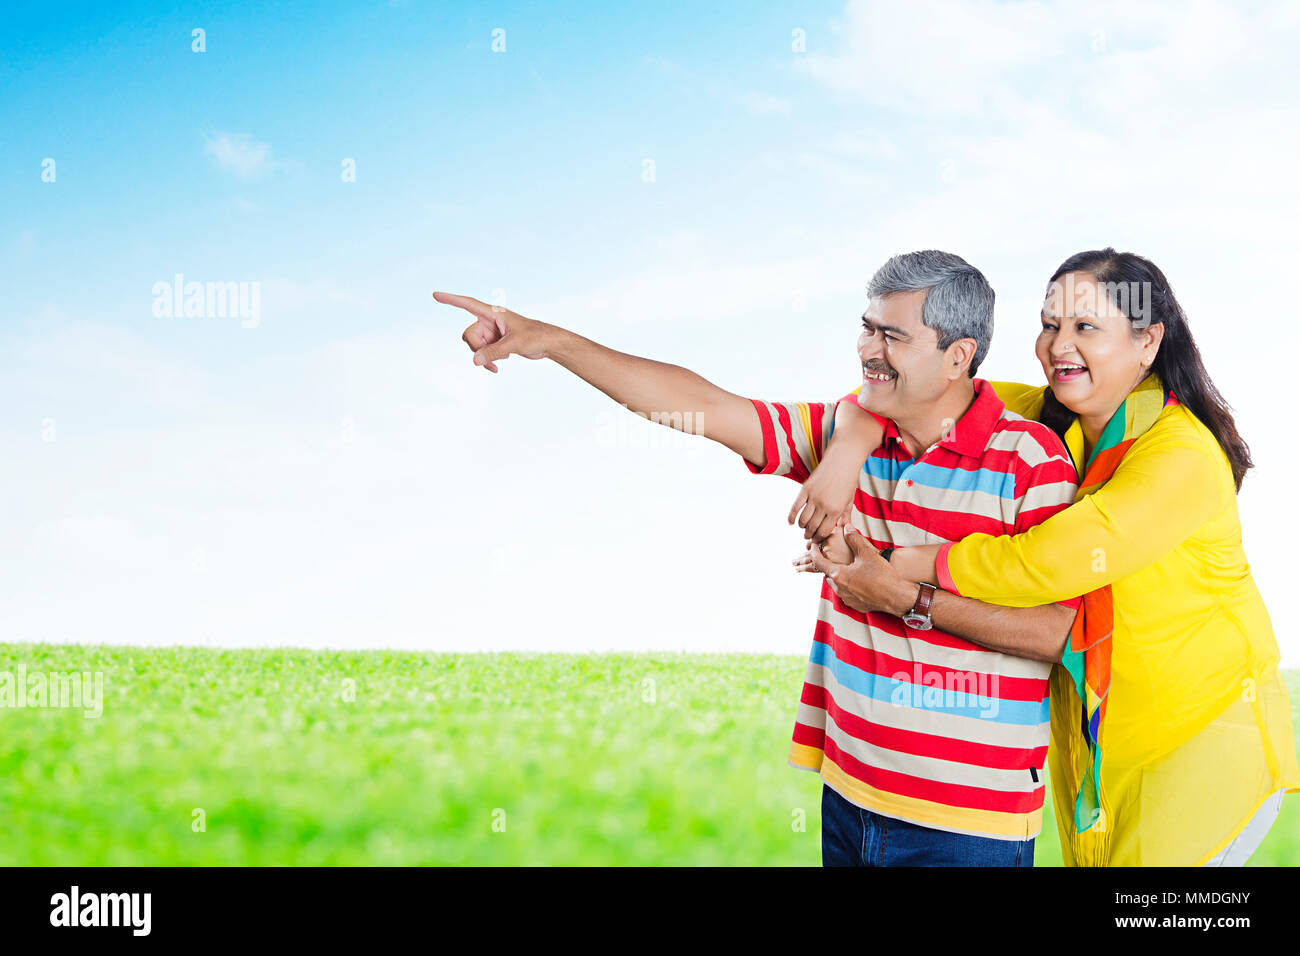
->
[863, 364, 897, 385]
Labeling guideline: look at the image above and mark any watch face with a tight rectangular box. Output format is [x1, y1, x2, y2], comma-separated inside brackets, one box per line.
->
[902, 613, 933, 631]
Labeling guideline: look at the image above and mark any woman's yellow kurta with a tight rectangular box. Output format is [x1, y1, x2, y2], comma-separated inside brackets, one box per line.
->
[940, 378, 1300, 865]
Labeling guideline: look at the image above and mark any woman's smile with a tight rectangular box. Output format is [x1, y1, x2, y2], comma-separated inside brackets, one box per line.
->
[1051, 360, 1089, 383]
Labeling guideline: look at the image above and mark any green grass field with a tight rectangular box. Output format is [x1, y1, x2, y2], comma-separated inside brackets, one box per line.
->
[1, 644, 1296, 866]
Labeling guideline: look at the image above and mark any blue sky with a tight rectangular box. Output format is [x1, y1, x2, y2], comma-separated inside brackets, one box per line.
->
[4, 1, 855, 346]
[3, 1, 1299, 662]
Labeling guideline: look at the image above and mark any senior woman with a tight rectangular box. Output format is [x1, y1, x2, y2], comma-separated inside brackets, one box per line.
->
[799, 249, 1299, 866]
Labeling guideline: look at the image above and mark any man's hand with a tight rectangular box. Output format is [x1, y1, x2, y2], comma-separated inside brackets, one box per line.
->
[433, 292, 553, 373]
[805, 529, 917, 617]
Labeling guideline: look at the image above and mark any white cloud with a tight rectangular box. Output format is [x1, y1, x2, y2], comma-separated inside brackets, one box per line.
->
[9, 1, 1300, 665]
[737, 90, 792, 116]
[642, 55, 680, 74]
[818, 134, 897, 160]
[783, 0, 1300, 663]
[0, 309, 828, 654]
[800, 0, 1068, 115]
[525, 231, 857, 332]
[798, 0, 1296, 125]
[15, 318, 214, 415]
[258, 277, 371, 315]
[203, 132, 280, 180]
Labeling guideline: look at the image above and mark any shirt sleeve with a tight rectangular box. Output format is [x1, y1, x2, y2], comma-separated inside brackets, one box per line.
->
[1010, 436, 1084, 610]
[936, 414, 1231, 608]
[743, 400, 836, 483]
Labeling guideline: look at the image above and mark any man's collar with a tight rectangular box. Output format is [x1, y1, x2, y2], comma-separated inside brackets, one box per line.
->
[942, 378, 1005, 458]
[879, 415, 900, 444]
[885, 378, 1004, 460]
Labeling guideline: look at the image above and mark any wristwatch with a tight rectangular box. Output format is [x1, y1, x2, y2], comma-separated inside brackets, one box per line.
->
[901, 583, 937, 631]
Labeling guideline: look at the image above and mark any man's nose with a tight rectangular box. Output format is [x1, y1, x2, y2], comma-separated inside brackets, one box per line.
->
[858, 332, 885, 363]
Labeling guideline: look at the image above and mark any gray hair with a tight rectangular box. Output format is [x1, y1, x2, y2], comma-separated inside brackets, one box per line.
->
[867, 250, 994, 377]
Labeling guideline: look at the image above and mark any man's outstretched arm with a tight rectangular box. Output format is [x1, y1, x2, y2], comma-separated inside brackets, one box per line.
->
[434, 292, 766, 464]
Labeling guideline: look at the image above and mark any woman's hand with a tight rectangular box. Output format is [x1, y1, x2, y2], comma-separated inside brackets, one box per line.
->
[789, 443, 861, 541]
[889, 545, 941, 586]
[792, 526, 852, 573]
[789, 396, 884, 539]
[801, 529, 917, 617]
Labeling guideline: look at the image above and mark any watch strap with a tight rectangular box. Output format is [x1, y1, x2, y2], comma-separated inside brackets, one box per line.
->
[912, 582, 936, 618]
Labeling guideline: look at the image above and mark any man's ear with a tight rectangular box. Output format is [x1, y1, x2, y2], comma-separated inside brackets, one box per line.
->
[945, 339, 977, 381]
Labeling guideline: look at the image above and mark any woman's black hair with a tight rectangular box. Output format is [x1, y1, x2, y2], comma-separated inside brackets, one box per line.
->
[1038, 248, 1252, 491]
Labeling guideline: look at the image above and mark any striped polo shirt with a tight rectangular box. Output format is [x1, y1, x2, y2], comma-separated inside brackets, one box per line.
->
[745, 378, 1080, 841]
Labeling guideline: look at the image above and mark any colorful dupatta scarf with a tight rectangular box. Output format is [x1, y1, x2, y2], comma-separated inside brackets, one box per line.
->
[1064, 374, 1179, 833]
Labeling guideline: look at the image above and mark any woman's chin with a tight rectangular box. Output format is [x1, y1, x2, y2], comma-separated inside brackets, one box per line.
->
[1047, 378, 1090, 412]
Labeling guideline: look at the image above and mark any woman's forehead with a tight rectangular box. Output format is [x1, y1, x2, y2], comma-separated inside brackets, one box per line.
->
[1042, 272, 1124, 319]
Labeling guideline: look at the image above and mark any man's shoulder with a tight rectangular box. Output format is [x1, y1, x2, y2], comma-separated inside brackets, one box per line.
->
[986, 407, 1073, 472]
[985, 380, 1048, 421]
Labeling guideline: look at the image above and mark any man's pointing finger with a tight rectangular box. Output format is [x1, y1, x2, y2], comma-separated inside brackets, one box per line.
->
[433, 292, 493, 320]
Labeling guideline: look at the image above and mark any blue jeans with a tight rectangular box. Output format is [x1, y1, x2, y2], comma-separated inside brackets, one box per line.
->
[821, 784, 1034, 867]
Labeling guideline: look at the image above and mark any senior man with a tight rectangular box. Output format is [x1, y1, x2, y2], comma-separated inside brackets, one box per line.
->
[435, 250, 1080, 866]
